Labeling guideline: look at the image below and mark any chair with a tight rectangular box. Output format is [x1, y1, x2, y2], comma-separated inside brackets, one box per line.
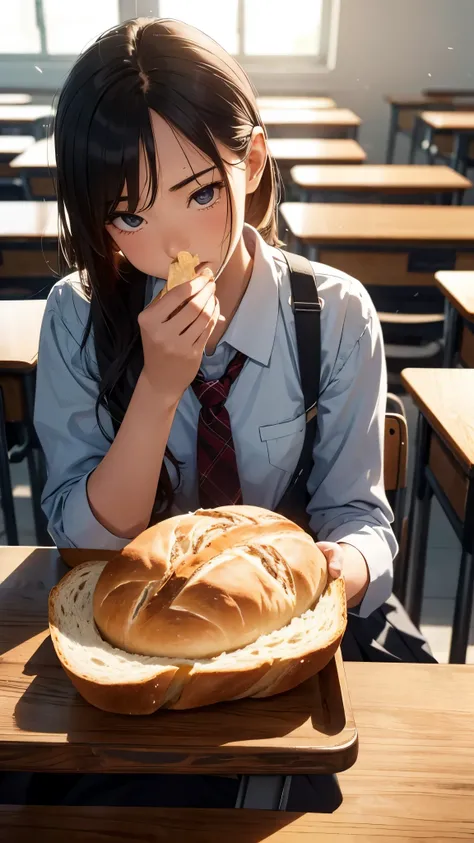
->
[384, 411, 409, 598]
[0, 300, 50, 545]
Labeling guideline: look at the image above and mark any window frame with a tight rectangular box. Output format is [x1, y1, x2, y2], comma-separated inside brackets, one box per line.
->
[0, 0, 339, 82]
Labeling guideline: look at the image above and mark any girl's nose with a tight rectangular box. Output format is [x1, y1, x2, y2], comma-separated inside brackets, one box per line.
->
[163, 240, 191, 261]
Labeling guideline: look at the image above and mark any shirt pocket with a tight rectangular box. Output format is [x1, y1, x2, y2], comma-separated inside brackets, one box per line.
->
[259, 412, 306, 472]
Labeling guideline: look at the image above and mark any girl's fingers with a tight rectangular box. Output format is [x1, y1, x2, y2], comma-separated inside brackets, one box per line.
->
[191, 298, 222, 346]
[316, 541, 343, 578]
[169, 281, 217, 335]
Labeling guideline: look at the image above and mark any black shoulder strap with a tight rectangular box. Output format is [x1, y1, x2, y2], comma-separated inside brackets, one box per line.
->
[280, 249, 321, 422]
[275, 250, 322, 531]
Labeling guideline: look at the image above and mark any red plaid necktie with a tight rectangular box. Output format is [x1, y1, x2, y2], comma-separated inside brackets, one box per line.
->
[191, 350, 247, 508]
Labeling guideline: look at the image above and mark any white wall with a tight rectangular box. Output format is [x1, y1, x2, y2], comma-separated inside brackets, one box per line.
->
[2, 0, 474, 164]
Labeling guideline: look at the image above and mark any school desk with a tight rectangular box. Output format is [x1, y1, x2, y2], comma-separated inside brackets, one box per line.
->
[0, 545, 473, 840]
[0, 300, 48, 545]
[0, 201, 58, 298]
[0, 135, 34, 178]
[279, 203, 474, 346]
[0, 105, 53, 141]
[410, 111, 474, 172]
[269, 139, 366, 194]
[384, 93, 474, 164]
[290, 164, 472, 205]
[0, 546, 358, 813]
[401, 368, 474, 664]
[0, 94, 32, 106]
[435, 270, 474, 367]
[257, 96, 336, 110]
[423, 87, 474, 98]
[9, 137, 56, 199]
[260, 108, 361, 140]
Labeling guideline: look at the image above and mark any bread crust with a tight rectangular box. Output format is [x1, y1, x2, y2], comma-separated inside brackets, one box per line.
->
[92, 506, 328, 661]
[49, 563, 347, 714]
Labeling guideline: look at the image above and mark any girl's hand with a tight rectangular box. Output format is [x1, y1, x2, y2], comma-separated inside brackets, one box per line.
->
[316, 541, 370, 608]
[138, 270, 222, 403]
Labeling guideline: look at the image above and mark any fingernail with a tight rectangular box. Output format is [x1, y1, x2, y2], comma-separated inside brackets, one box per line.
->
[201, 267, 214, 279]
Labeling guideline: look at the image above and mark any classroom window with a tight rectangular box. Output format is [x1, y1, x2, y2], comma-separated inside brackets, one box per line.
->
[158, 0, 333, 66]
[0, 0, 120, 55]
[0, 0, 338, 75]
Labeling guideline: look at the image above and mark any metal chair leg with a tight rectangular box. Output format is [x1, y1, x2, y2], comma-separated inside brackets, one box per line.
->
[449, 480, 474, 663]
[0, 387, 19, 545]
[405, 480, 433, 628]
[397, 414, 430, 606]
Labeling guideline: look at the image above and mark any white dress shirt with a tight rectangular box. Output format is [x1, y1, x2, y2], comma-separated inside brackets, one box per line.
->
[34, 224, 398, 617]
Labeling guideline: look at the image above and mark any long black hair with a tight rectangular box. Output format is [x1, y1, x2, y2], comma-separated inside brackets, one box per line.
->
[54, 16, 282, 522]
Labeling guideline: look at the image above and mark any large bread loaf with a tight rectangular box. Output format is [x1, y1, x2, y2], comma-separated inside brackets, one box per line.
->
[49, 505, 347, 713]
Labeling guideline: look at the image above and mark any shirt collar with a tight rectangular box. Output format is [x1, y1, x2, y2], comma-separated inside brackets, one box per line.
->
[149, 224, 281, 367]
[217, 224, 280, 366]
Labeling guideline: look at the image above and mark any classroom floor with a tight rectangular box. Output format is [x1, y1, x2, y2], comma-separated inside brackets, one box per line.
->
[0, 392, 473, 664]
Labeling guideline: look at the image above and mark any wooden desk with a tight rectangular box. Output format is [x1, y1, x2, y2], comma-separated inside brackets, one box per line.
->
[435, 270, 474, 366]
[401, 368, 474, 663]
[9, 137, 56, 199]
[0, 201, 58, 298]
[384, 93, 474, 163]
[257, 96, 336, 110]
[0, 546, 357, 799]
[0, 136, 34, 178]
[0, 546, 472, 843]
[423, 87, 474, 98]
[0, 94, 32, 106]
[412, 111, 474, 171]
[280, 203, 474, 344]
[0, 301, 48, 545]
[260, 108, 361, 140]
[0, 300, 46, 371]
[290, 164, 471, 205]
[0, 105, 53, 140]
[269, 140, 366, 189]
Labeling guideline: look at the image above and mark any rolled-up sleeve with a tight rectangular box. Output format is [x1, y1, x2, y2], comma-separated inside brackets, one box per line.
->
[306, 281, 398, 617]
[33, 281, 131, 550]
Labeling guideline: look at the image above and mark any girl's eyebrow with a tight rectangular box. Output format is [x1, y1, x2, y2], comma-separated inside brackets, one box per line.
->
[107, 166, 216, 211]
[169, 166, 215, 192]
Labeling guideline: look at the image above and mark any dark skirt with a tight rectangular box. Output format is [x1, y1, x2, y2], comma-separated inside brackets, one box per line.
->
[0, 597, 436, 810]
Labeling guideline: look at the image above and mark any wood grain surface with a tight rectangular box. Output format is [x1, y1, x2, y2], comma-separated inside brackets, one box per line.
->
[268, 138, 366, 167]
[0, 201, 57, 240]
[1, 551, 474, 840]
[260, 108, 360, 127]
[290, 164, 472, 192]
[435, 271, 474, 320]
[0, 105, 53, 123]
[0, 300, 46, 369]
[3, 798, 473, 842]
[280, 202, 474, 245]
[2, 660, 474, 840]
[257, 96, 336, 110]
[401, 368, 474, 472]
[0, 547, 357, 776]
[421, 110, 474, 131]
[9, 137, 55, 171]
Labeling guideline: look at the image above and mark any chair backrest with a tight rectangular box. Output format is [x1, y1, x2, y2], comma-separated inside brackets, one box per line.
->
[384, 412, 408, 545]
[384, 412, 408, 492]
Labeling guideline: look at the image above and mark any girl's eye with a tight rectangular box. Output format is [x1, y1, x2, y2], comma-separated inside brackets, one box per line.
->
[109, 213, 145, 232]
[188, 180, 224, 210]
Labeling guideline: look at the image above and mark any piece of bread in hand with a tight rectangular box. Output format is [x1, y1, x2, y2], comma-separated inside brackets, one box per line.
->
[49, 505, 347, 714]
[158, 251, 200, 300]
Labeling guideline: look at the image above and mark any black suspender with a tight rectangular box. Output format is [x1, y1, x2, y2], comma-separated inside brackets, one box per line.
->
[275, 250, 322, 530]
